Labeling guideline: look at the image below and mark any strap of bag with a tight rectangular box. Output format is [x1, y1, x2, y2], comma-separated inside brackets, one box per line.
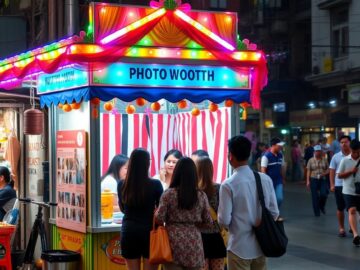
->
[353, 159, 360, 177]
[253, 171, 266, 209]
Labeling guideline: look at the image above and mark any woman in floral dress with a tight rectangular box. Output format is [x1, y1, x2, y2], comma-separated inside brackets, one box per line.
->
[155, 157, 213, 270]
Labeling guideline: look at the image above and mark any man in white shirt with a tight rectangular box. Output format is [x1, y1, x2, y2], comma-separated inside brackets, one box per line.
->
[218, 135, 279, 270]
[337, 139, 360, 246]
[329, 135, 351, 237]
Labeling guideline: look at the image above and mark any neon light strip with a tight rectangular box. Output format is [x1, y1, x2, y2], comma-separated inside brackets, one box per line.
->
[100, 8, 166, 44]
[232, 52, 262, 61]
[174, 10, 235, 51]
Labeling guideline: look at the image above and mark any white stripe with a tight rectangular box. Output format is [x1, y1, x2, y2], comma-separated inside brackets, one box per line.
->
[160, 114, 169, 169]
[205, 110, 214, 159]
[168, 114, 175, 150]
[138, 114, 143, 148]
[128, 114, 134, 154]
[196, 112, 203, 151]
[226, 107, 232, 179]
[100, 113, 104, 173]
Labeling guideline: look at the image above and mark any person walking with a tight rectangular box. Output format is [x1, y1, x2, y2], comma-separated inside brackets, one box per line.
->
[261, 137, 285, 217]
[291, 140, 303, 182]
[218, 136, 279, 270]
[155, 157, 213, 270]
[196, 156, 226, 270]
[306, 145, 330, 216]
[337, 139, 360, 246]
[118, 149, 163, 270]
[329, 135, 351, 237]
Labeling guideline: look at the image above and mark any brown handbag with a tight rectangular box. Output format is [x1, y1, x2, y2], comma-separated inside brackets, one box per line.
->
[149, 215, 173, 264]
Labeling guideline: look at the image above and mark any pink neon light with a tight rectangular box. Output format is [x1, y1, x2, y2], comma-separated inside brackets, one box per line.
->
[100, 8, 166, 45]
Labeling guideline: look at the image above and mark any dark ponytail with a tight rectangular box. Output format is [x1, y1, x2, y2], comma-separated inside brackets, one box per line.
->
[0, 166, 13, 187]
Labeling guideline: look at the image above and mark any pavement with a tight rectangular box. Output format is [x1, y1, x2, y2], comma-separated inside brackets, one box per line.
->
[268, 182, 360, 270]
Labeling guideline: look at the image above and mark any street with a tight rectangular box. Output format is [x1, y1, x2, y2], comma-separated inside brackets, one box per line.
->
[268, 183, 360, 270]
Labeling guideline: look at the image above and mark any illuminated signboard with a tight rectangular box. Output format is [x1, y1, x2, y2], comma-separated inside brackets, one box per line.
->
[92, 63, 250, 89]
[37, 67, 89, 94]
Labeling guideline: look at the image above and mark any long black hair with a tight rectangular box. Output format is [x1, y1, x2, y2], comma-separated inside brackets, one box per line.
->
[0, 166, 13, 188]
[121, 148, 150, 208]
[169, 157, 198, 210]
[101, 154, 129, 181]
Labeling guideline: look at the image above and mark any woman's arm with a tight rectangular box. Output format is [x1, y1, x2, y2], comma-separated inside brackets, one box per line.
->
[155, 191, 169, 225]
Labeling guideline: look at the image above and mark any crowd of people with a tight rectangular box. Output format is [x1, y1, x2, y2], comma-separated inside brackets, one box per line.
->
[100, 135, 279, 270]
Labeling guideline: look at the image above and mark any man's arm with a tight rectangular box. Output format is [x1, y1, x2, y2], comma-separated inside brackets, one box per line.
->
[260, 155, 268, 174]
[218, 183, 232, 228]
[329, 169, 336, 192]
[337, 159, 357, 179]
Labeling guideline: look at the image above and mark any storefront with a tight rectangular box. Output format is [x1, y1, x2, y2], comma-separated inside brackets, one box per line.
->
[0, 1, 268, 269]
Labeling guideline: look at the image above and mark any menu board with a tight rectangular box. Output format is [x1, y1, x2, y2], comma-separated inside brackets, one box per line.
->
[56, 130, 87, 233]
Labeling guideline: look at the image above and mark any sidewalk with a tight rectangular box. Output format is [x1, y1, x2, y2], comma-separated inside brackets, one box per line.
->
[268, 182, 360, 270]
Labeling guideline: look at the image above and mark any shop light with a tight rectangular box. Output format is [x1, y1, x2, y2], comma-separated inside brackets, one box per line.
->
[280, 129, 288, 135]
[308, 102, 316, 109]
[329, 99, 337, 106]
[100, 8, 166, 44]
[174, 10, 235, 51]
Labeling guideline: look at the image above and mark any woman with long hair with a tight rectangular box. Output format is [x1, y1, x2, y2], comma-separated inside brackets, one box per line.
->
[118, 149, 163, 270]
[196, 157, 226, 270]
[0, 166, 16, 221]
[101, 154, 129, 192]
[155, 157, 212, 270]
[155, 149, 182, 190]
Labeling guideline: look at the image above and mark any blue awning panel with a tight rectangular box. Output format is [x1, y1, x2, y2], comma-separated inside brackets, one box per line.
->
[40, 86, 250, 107]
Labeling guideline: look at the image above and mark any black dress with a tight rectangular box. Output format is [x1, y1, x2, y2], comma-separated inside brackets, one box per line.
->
[117, 178, 163, 259]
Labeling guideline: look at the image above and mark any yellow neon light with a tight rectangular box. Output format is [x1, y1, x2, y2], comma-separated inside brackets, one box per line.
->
[100, 8, 166, 44]
[174, 10, 235, 51]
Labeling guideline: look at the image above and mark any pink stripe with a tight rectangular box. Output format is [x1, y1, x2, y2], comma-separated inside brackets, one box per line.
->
[212, 110, 222, 182]
[221, 110, 229, 181]
[157, 114, 164, 170]
[201, 111, 207, 151]
[115, 114, 121, 154]
[141, 115, 148, 149]
[133, 114, 140, 148]
[191, 112, 197, 154]
[102, 114, 110, 175]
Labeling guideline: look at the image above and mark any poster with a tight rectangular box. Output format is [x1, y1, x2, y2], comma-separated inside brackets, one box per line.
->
[56, 130, 87, 233]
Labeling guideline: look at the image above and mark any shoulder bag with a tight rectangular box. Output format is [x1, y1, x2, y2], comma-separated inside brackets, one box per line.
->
[149, 215, 173, 264]
[253, 171, 288, 257]
[209, 206, 229, 246]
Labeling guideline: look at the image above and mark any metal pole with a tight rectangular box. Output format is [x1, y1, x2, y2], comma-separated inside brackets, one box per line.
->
[64, 0, 79, 36]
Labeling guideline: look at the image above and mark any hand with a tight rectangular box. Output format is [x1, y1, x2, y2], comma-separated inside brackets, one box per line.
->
[306, 182, 310, 190]
[330, 185, 335, 192]
[159, 168, 166, 181]
[352, 167, 358, 174]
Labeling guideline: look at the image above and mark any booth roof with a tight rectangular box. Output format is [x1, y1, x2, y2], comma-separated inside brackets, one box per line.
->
[0, 3, 268, 109]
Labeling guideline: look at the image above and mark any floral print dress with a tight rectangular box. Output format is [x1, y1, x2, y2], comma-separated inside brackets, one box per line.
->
[155, 188, 213, 268]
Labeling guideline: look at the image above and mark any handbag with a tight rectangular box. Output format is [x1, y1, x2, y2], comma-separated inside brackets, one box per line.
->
[149, 215, 173, 264]
[253, 171, 288, 257]
[209, 206, 229, 246]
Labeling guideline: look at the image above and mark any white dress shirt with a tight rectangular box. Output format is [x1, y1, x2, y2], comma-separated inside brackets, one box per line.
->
[218, 165, 279, 259]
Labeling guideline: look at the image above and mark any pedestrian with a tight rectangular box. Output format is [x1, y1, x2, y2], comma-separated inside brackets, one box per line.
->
[329, 135, 351, 237]
[191, 149, 209, 163]
[118, 148, 163, 270]
[154, 149, 182, 191]
[337, 139, 360, 246]
[0, 166, 16, 221]
[291, 140, 303, 182]
[196, 156, 226, 270]
[306, 145, 330, 216]
[261, 137, 286, 219]
[304, 140, 315, 182]
[253, 142, 266, 170]
[218, 135, 279, 270]
[155, 157, 213, 270]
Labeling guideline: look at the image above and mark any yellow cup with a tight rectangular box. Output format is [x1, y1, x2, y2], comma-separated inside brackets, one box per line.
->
[101, 189, 114, 223]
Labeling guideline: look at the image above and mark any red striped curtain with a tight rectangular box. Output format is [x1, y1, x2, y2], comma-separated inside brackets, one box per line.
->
[101, 107, 231, 183]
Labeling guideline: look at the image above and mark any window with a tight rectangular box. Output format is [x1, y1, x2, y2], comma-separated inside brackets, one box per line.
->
[210, 0, 227, 9]
[331, 8, 349, 58]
